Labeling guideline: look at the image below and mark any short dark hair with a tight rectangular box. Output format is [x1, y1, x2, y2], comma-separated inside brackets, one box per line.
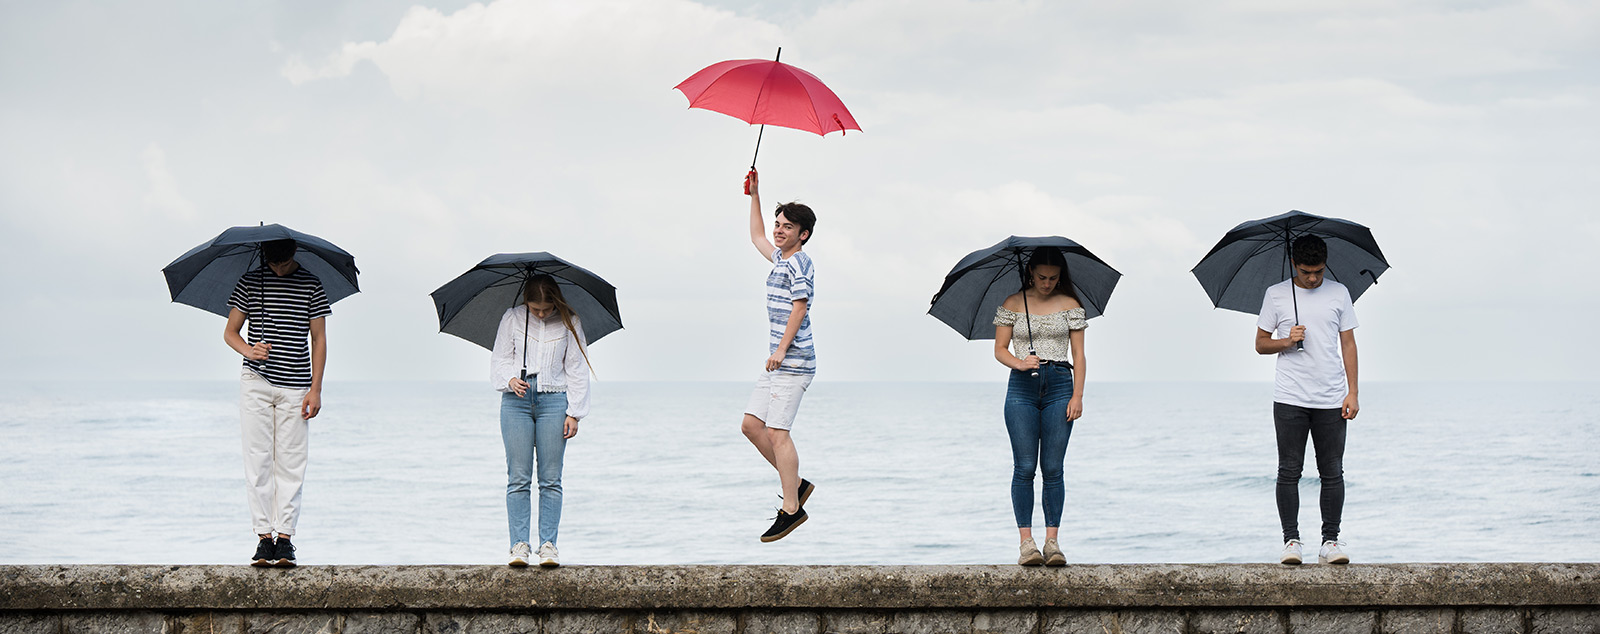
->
[262, 239, 298, 264]
[1291, 235, 1327, 267]
[775, 202, 816, 245]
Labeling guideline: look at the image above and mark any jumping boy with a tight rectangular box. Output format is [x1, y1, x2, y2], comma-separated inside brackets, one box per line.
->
[740, 169, 817, 542]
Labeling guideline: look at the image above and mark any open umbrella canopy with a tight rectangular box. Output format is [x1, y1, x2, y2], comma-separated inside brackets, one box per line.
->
[430, 253, 622, 350]
[675, 56, 861, 137]
[1192, 210, 1389, 315]
[162, 224, 360, 317]
[930, 236, 1122, 341]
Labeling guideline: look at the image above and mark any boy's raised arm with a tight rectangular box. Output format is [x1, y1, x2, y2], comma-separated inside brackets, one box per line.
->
[747, 169, 776, 260]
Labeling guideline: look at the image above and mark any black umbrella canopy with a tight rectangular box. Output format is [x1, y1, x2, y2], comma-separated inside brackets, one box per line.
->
[1192, 210, 1389, 315]
[431, 252, 623, 350]
[929, 236, 1122, 341]
[162, 224, 361, 317]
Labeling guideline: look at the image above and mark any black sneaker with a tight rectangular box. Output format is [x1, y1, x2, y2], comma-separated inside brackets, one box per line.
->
[760, 508, 808, 543]
[251, 537, 276, 567]
[796, 479, 814, 508]
[273, 537, 297, 567]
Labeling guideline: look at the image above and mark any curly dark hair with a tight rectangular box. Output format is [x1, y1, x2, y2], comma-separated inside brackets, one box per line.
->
[1291, 235, 1327, 267]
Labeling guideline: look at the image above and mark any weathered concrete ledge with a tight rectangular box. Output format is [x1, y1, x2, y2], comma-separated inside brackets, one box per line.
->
[3, 564, 1598, 634]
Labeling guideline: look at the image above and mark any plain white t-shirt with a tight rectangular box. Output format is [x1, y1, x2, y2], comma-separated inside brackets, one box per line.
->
[1257, 278, 1359, 409]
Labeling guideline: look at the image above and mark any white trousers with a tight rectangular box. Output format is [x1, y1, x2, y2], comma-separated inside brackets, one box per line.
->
[239, 370, 309, 536]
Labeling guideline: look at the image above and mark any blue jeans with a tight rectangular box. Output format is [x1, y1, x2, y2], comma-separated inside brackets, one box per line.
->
[500, 382, 568, 547]
[1003, 364, 1076, 528]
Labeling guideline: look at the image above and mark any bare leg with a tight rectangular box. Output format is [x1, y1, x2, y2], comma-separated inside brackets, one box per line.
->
[1045, 527, 1058, 541]
[767, 428, 800, 514]
[1018, 527, 1033, 543]
[741, 414, 777, 467]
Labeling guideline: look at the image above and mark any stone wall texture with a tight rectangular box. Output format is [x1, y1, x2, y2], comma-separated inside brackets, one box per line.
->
[2, 564, 1597, 634]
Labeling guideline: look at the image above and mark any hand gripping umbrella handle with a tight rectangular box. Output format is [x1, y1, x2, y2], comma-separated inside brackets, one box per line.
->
[1029, 349, 1040, 378]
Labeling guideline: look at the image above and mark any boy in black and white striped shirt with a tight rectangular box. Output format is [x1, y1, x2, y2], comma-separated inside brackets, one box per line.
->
[223, 238, 330, 567]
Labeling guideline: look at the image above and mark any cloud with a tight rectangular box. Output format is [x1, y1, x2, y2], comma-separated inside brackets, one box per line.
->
[280, 0, 782, 110]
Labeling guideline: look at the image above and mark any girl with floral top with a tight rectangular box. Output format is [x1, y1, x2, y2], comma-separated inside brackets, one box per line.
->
[992, 247, 1088, 566]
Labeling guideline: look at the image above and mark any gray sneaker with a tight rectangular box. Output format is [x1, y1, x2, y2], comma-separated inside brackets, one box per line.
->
[1018, 539, 1045, 566]
[1280, 539, 1304, 565]
[1042, 539, 1066, 566]
[1318, 541, 1349, 565]
[537, 541, 561, 568]
[508, 542, 531, 567]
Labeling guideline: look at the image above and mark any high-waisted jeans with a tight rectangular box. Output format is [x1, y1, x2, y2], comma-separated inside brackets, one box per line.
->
[1003, 363, 1076, 528]
[500, 380, 568, 547]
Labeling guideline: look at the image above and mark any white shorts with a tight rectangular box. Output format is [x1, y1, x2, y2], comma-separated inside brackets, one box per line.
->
[744, 371, 813, 431]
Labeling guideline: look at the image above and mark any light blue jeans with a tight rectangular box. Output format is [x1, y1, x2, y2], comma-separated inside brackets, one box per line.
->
[500, 380, 568, 547]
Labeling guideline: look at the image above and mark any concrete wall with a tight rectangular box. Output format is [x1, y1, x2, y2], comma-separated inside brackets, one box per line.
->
[3, 564, 1597, 634]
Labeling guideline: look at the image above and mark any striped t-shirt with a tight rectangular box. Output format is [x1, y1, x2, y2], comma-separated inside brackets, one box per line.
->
[228, 267, 331, 389]
[766, 248, 816, 375]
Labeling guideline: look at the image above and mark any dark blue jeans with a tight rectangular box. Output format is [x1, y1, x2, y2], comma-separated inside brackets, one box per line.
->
[1003, 364, 1076, 528]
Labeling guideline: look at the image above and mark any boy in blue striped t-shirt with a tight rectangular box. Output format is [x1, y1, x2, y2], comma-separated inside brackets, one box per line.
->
[739, 169, 817, 543]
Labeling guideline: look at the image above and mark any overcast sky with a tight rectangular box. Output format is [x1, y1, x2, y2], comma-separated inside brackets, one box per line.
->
[2, 0, 1596, 383]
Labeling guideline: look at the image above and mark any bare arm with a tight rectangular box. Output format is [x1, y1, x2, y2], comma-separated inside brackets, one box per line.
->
[303, 317, 326, 419]
[993, 325, 1037, 371]
[747, 170, 776, 259]
[765, 299, 808, 371]
[225, 308, 269, 360]
[1256, 327, 1303, 355]
[1340, 329, 1359, 419]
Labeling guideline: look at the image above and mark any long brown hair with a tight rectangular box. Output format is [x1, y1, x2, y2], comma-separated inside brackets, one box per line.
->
[1022, 247, 1079, 301]
[523, 275, 594, 374]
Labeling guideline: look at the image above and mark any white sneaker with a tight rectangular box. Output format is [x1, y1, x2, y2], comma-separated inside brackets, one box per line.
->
[537, 541, 560, 568]
[1280, 539, 1303, 565]
[1318, 540, 1349, 565]
[508, 542, 531, 567]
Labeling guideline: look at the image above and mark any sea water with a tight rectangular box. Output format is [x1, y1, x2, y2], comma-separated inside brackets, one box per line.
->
[0, 380, 1595, 564]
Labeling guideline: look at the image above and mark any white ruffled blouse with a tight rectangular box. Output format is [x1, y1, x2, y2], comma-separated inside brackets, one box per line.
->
[490, 306, 591, 420]
[994, 306, 1087, 363]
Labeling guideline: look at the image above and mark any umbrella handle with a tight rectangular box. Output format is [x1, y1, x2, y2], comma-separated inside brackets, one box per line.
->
[1028, 348, 1039, 378]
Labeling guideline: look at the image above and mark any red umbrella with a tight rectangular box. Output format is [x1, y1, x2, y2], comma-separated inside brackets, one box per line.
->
[675, 48, 861, 179]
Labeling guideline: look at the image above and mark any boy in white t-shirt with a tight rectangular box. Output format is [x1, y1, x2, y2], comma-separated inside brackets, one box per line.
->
[1255, 235, 1360, 565]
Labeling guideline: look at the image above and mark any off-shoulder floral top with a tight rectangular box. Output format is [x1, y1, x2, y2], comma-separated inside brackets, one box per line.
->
[994, 306, 1087, 363]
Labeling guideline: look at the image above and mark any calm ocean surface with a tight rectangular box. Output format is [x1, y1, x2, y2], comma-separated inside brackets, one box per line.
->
[0, 380, 1595, 565]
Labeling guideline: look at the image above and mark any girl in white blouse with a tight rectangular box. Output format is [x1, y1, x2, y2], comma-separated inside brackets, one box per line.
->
[992, 247, 1088, 567]
[490, 275, 592, 568]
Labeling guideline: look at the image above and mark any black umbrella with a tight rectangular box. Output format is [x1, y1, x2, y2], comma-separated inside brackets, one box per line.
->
[929, 236, 1122, 349]
[163, 223, 360, 317]
[1191, 210, 1389, 348]
[430, 253, 622, 350]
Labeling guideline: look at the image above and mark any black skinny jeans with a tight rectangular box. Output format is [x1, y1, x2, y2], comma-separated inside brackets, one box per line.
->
[1273, 402, 1346, 543]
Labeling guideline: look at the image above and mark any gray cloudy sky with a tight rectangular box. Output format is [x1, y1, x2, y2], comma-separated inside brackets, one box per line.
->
[2, 0, 1597, 383]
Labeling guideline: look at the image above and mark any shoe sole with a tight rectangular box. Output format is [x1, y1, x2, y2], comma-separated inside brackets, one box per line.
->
[539, 558, 560, 569]
[509, 557, 528, 567]
[1018, 553, 1045, 566]
[1281, 556, 1302, 565]
[798, 482, 813, 508]
[760, 514, 808, 542]
[1044, 553, 1066, 566]
[1319, 555, 1349, 565]
[250, 559, 273, 567]
[274, 559, 297, 568]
